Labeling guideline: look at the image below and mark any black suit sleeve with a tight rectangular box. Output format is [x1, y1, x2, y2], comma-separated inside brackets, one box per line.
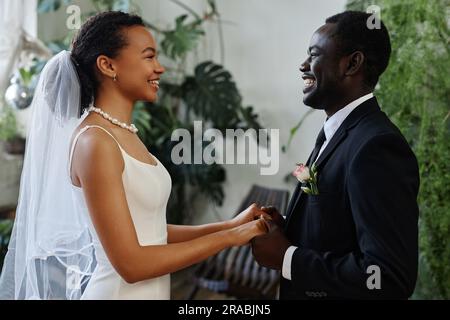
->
[289, 133, 419, 299]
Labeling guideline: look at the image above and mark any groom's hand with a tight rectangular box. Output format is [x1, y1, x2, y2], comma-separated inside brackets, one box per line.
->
[251, 220, 291, 270]
[261, 206, 285, 229]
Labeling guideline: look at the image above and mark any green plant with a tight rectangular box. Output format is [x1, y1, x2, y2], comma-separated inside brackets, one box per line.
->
[282, 108, 316, 153]
[37, 0, 72, 13]
[345, 0, 449, 299]
[18, 57, 47, 88]
[0, 107, 19, 142]
[38, 0, 263, 224]
[0, 220, 14, 271]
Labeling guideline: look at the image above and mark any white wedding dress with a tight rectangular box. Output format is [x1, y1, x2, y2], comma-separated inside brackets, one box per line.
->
[68, 125, 172, 300]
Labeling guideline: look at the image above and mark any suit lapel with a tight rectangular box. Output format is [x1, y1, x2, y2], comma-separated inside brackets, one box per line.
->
[315, 97, 380, 169]
[284, 151, 314, 227]
[284, 97, 381, 229]
[314, 128, 348, 169]
[284, 183, 302, 227]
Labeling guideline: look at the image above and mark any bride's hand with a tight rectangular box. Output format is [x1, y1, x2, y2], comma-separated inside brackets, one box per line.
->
[229, 217, 269, 246]
[230, 203, 272, 228]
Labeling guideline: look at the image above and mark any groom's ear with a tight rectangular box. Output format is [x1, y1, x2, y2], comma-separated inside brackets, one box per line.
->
[344, 51, 365, 77]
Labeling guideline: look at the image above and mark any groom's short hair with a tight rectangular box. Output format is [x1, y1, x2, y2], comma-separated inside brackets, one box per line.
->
[326, 11, 391, 88]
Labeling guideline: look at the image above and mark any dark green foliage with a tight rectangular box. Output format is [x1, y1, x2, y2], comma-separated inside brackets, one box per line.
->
[347, 0, 450, 299]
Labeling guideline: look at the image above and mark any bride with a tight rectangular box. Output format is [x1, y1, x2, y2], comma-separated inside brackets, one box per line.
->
[0, 11, 269, 300]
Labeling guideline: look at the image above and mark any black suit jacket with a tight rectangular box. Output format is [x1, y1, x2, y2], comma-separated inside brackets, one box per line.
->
[281, 97, 419, 299]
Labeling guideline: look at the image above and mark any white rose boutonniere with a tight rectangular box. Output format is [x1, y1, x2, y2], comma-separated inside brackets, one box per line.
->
[292, 163, 319, 195]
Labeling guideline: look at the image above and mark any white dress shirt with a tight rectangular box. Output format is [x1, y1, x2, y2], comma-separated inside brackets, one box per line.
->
[282, 92, 374, 281]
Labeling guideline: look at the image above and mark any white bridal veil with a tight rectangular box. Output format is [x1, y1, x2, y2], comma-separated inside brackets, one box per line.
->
[0, 51, 95, 299]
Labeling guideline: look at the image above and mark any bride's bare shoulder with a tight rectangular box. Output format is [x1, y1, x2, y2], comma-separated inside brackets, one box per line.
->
[72, 121, 124, 170]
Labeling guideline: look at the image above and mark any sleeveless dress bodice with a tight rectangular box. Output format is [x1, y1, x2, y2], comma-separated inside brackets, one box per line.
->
[68, 125, 172, 299]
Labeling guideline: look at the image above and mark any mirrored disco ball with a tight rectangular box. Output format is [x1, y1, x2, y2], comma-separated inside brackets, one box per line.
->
[5, 82, 33, 110]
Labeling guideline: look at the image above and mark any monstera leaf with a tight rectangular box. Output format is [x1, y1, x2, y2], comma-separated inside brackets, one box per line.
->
[184, 162, 225, 203]
[238, 105, 263, 131]
[181, 61, 245, 131]
[161, 15, 205, 60]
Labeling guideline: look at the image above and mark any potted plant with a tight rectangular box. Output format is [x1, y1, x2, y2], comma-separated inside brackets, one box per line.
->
[0, 107, 25, 155]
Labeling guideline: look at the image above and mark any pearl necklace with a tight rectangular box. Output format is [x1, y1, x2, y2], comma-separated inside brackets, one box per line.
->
[88, 106, 138, 134]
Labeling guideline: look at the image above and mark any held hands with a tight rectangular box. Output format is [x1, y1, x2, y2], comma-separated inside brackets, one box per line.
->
[228, 204, 290, 263]
[260, 206, 285, 229]
[230, 217, 270, 247]
[230, 203, 272, 228]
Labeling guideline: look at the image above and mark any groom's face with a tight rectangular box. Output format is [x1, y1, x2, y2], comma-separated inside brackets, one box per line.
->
[300, 23, 345, 109]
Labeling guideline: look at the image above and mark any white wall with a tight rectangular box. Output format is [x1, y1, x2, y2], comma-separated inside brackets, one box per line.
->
[36, 0, 347, 223]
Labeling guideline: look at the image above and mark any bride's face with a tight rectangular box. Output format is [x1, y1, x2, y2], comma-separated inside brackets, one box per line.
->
[110, 26, 165, 102]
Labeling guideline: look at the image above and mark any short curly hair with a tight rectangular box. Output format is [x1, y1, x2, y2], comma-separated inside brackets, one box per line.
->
[326, 11, 391, 88]
[71, 11, 144, 116]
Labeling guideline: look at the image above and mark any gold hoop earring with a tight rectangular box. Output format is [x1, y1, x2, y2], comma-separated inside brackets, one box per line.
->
[113, 74, 117, 82]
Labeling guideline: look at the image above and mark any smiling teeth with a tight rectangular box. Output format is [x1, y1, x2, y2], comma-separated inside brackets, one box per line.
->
[304, 78, 315, 87]
[148, 80, 159, 86]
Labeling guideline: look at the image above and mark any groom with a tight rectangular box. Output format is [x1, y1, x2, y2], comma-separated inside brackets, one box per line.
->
[252, 11, 419, 299]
